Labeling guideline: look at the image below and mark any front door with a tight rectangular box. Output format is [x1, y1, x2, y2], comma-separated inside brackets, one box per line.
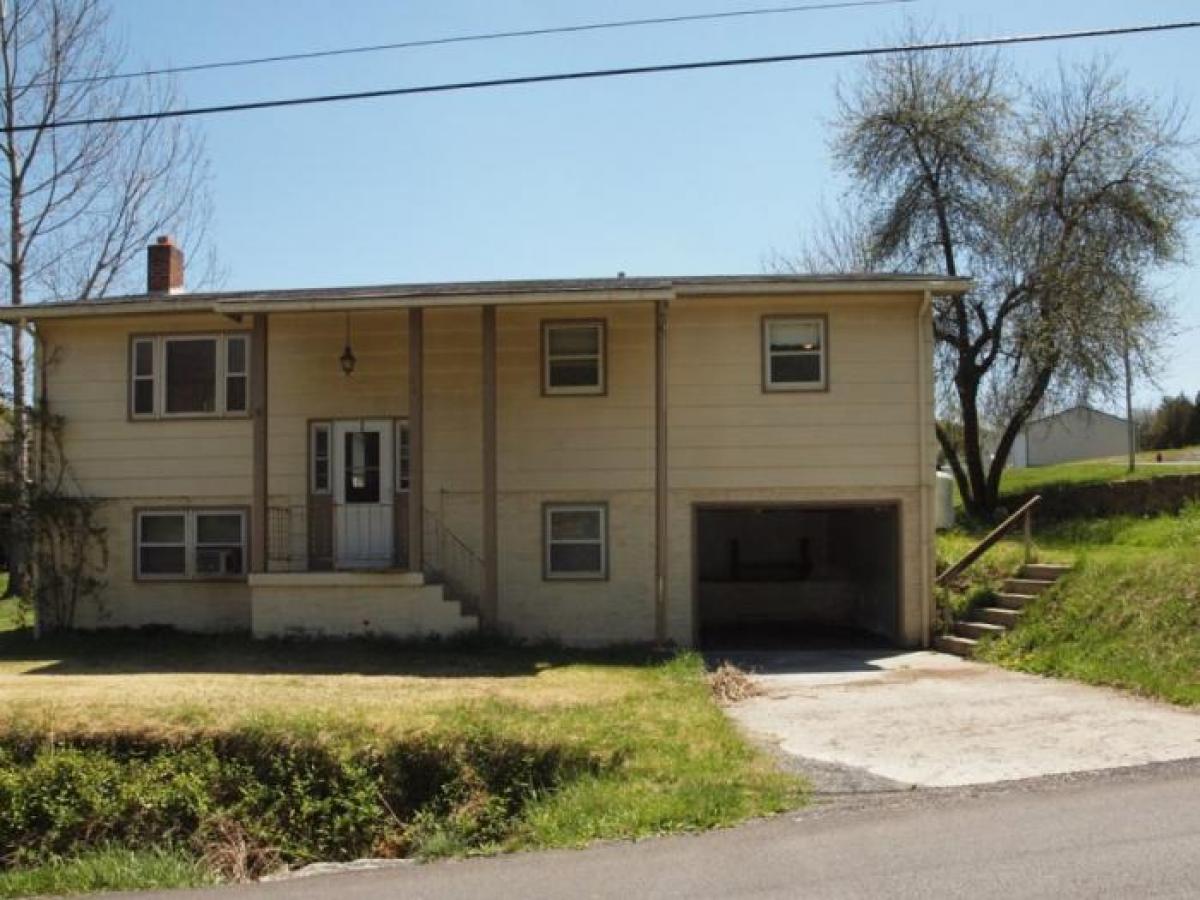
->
[333, 419, 394, 568]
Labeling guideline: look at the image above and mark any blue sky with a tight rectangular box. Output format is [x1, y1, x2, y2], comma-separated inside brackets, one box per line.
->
[115, 1, 1199, 406]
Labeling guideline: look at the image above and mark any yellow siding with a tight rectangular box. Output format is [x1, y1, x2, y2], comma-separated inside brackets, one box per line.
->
[42, 313, 253, 499]
[668, 297, 923, 490]
[37, 291, 934, 646]
[496, 304, 655, 493]
[76, 498, 252, 632]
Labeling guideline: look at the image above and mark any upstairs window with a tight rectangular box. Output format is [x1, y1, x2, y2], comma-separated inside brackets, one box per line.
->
[131, 334, 250, 419]
[763, 317, 827, 391]
[543, 320, 605, 395]
[136, 509, 246, 580]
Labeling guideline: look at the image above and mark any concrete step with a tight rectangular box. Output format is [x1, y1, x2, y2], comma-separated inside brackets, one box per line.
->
[934, 634, 978, 657]
[1022, 563, 1072, 582]
[955, 620, 1007, 641]
[993, 592, 1037, 610]
[1004, 578, 1055, 595]
[976, 606, 1022, 627]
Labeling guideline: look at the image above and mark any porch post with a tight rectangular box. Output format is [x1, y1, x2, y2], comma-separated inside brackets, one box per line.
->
[654, 299, 669, 644]
[408, 307, 425, 573]
[481, 305, 499, 629]
[251, 313, 269, 573]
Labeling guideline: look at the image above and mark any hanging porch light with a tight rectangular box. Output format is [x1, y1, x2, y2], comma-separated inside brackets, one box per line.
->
[340, 312, 357, 376]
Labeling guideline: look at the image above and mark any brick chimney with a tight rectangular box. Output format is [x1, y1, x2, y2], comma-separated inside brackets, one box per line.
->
[147, 235, 184, 294]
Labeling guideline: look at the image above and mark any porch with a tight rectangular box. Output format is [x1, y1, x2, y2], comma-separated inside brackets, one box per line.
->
[248, 569, 477, 640]
[256, 498, 483, 639]
[242, 298, 673, 642]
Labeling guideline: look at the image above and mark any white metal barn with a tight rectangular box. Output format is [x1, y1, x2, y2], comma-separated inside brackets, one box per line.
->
[1010, 405, 1133, 468]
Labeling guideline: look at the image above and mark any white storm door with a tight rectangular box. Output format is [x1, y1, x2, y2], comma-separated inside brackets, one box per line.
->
[332, 420, 394, 568]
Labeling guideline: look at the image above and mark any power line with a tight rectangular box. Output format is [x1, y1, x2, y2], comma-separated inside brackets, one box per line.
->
[7, 21, 1198, 134]
[47, 0, 920, 88]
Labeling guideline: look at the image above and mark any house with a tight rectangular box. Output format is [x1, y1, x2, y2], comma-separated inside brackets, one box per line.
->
[1009, 405, 1135, 468]
[0, 238, 968, 648]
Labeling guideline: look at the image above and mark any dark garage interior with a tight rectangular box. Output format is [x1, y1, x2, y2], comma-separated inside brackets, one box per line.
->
[696, 504, 901, 649]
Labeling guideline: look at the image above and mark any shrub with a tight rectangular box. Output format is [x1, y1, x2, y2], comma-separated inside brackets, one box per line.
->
[0, 729, 611, 872]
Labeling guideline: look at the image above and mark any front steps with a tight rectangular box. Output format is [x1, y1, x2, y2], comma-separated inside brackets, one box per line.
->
[934, 563, 1071, 658]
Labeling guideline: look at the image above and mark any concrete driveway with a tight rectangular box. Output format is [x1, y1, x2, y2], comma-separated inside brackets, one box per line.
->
[718, 648, 1200, 788]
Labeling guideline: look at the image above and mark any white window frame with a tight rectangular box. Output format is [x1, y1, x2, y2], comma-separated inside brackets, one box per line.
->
[224, 334, 249, 413]
[130, 334, 251, 419]
[762, 316, 827, 392]
[311, 422, 332, 495]
[542, 320, 606, 396]
[135, 508, 247, 581]
[543, 503, 608, 580]
[395, 419, 411, 492]
[131, 337, 157, 417]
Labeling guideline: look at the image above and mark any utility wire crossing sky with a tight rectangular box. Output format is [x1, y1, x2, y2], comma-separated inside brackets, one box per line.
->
[6, 19, 1198, 133]
[40, 0, 920, 88]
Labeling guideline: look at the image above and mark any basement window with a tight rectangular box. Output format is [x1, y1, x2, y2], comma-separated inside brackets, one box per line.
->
[130, 334, 250, 419]
[544, 504, 607, 580]
[543, 320, 605, 395]
[136, 509, 246, 580]
[763, 316, 826, 391]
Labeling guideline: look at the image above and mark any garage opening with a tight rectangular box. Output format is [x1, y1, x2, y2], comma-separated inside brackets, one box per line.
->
[695, 504, 901, 649]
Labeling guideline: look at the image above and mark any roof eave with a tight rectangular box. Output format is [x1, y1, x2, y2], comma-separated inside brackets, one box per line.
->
[0, 275, 972, 322]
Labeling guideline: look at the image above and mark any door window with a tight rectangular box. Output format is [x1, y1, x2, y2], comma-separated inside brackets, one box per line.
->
[343, 430, 381, 504]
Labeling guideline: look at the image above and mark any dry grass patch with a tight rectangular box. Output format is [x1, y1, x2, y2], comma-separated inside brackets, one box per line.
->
[0, 633, 642, 736]
[708, 662, 762, 704]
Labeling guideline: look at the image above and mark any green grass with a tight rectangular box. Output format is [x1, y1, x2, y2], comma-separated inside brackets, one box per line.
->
[0, 847, 213, 898]
[938, 503, 1200, 706]
[0, 598, 17, 633]
[0, 575, 21, 634]
[0, 637, 803, 895]
[997, 457, 1200, 500]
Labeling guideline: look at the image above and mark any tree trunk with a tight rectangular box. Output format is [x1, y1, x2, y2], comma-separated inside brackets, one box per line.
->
[4, 77, 27, 602]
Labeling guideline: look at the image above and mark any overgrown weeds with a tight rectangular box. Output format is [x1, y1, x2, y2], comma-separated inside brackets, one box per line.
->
[0, 650, 805, 895]
[0, 727, 608, 873]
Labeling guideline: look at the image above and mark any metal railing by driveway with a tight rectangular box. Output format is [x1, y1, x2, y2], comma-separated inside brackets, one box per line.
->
[937, 495, 1042, 586]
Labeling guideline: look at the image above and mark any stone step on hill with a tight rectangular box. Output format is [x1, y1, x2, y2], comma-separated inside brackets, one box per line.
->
[935, 563, 1072, 658]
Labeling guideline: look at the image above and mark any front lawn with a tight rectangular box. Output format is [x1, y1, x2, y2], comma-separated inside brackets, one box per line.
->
[0, 632, 802, 897]
[938, 502, 1200, 706]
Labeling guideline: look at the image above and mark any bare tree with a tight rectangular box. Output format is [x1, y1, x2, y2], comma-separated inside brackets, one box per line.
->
[0, 0, 212, 597]
[794, 31, 1194, 517]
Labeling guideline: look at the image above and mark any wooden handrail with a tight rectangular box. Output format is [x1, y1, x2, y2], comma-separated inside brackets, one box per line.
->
[936, 494, 1042, 586]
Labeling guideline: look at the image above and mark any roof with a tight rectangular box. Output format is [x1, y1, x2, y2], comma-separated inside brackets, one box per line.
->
[1024, 404, 1131, 429]
[0, 272, 972, 322]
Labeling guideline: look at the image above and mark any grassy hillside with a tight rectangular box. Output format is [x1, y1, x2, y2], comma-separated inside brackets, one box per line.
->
[938, 503, 1200, 706]
[998, 458, 1200, 499]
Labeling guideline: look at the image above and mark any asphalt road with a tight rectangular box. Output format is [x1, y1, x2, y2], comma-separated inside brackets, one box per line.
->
[123, 764, 1200, 900]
